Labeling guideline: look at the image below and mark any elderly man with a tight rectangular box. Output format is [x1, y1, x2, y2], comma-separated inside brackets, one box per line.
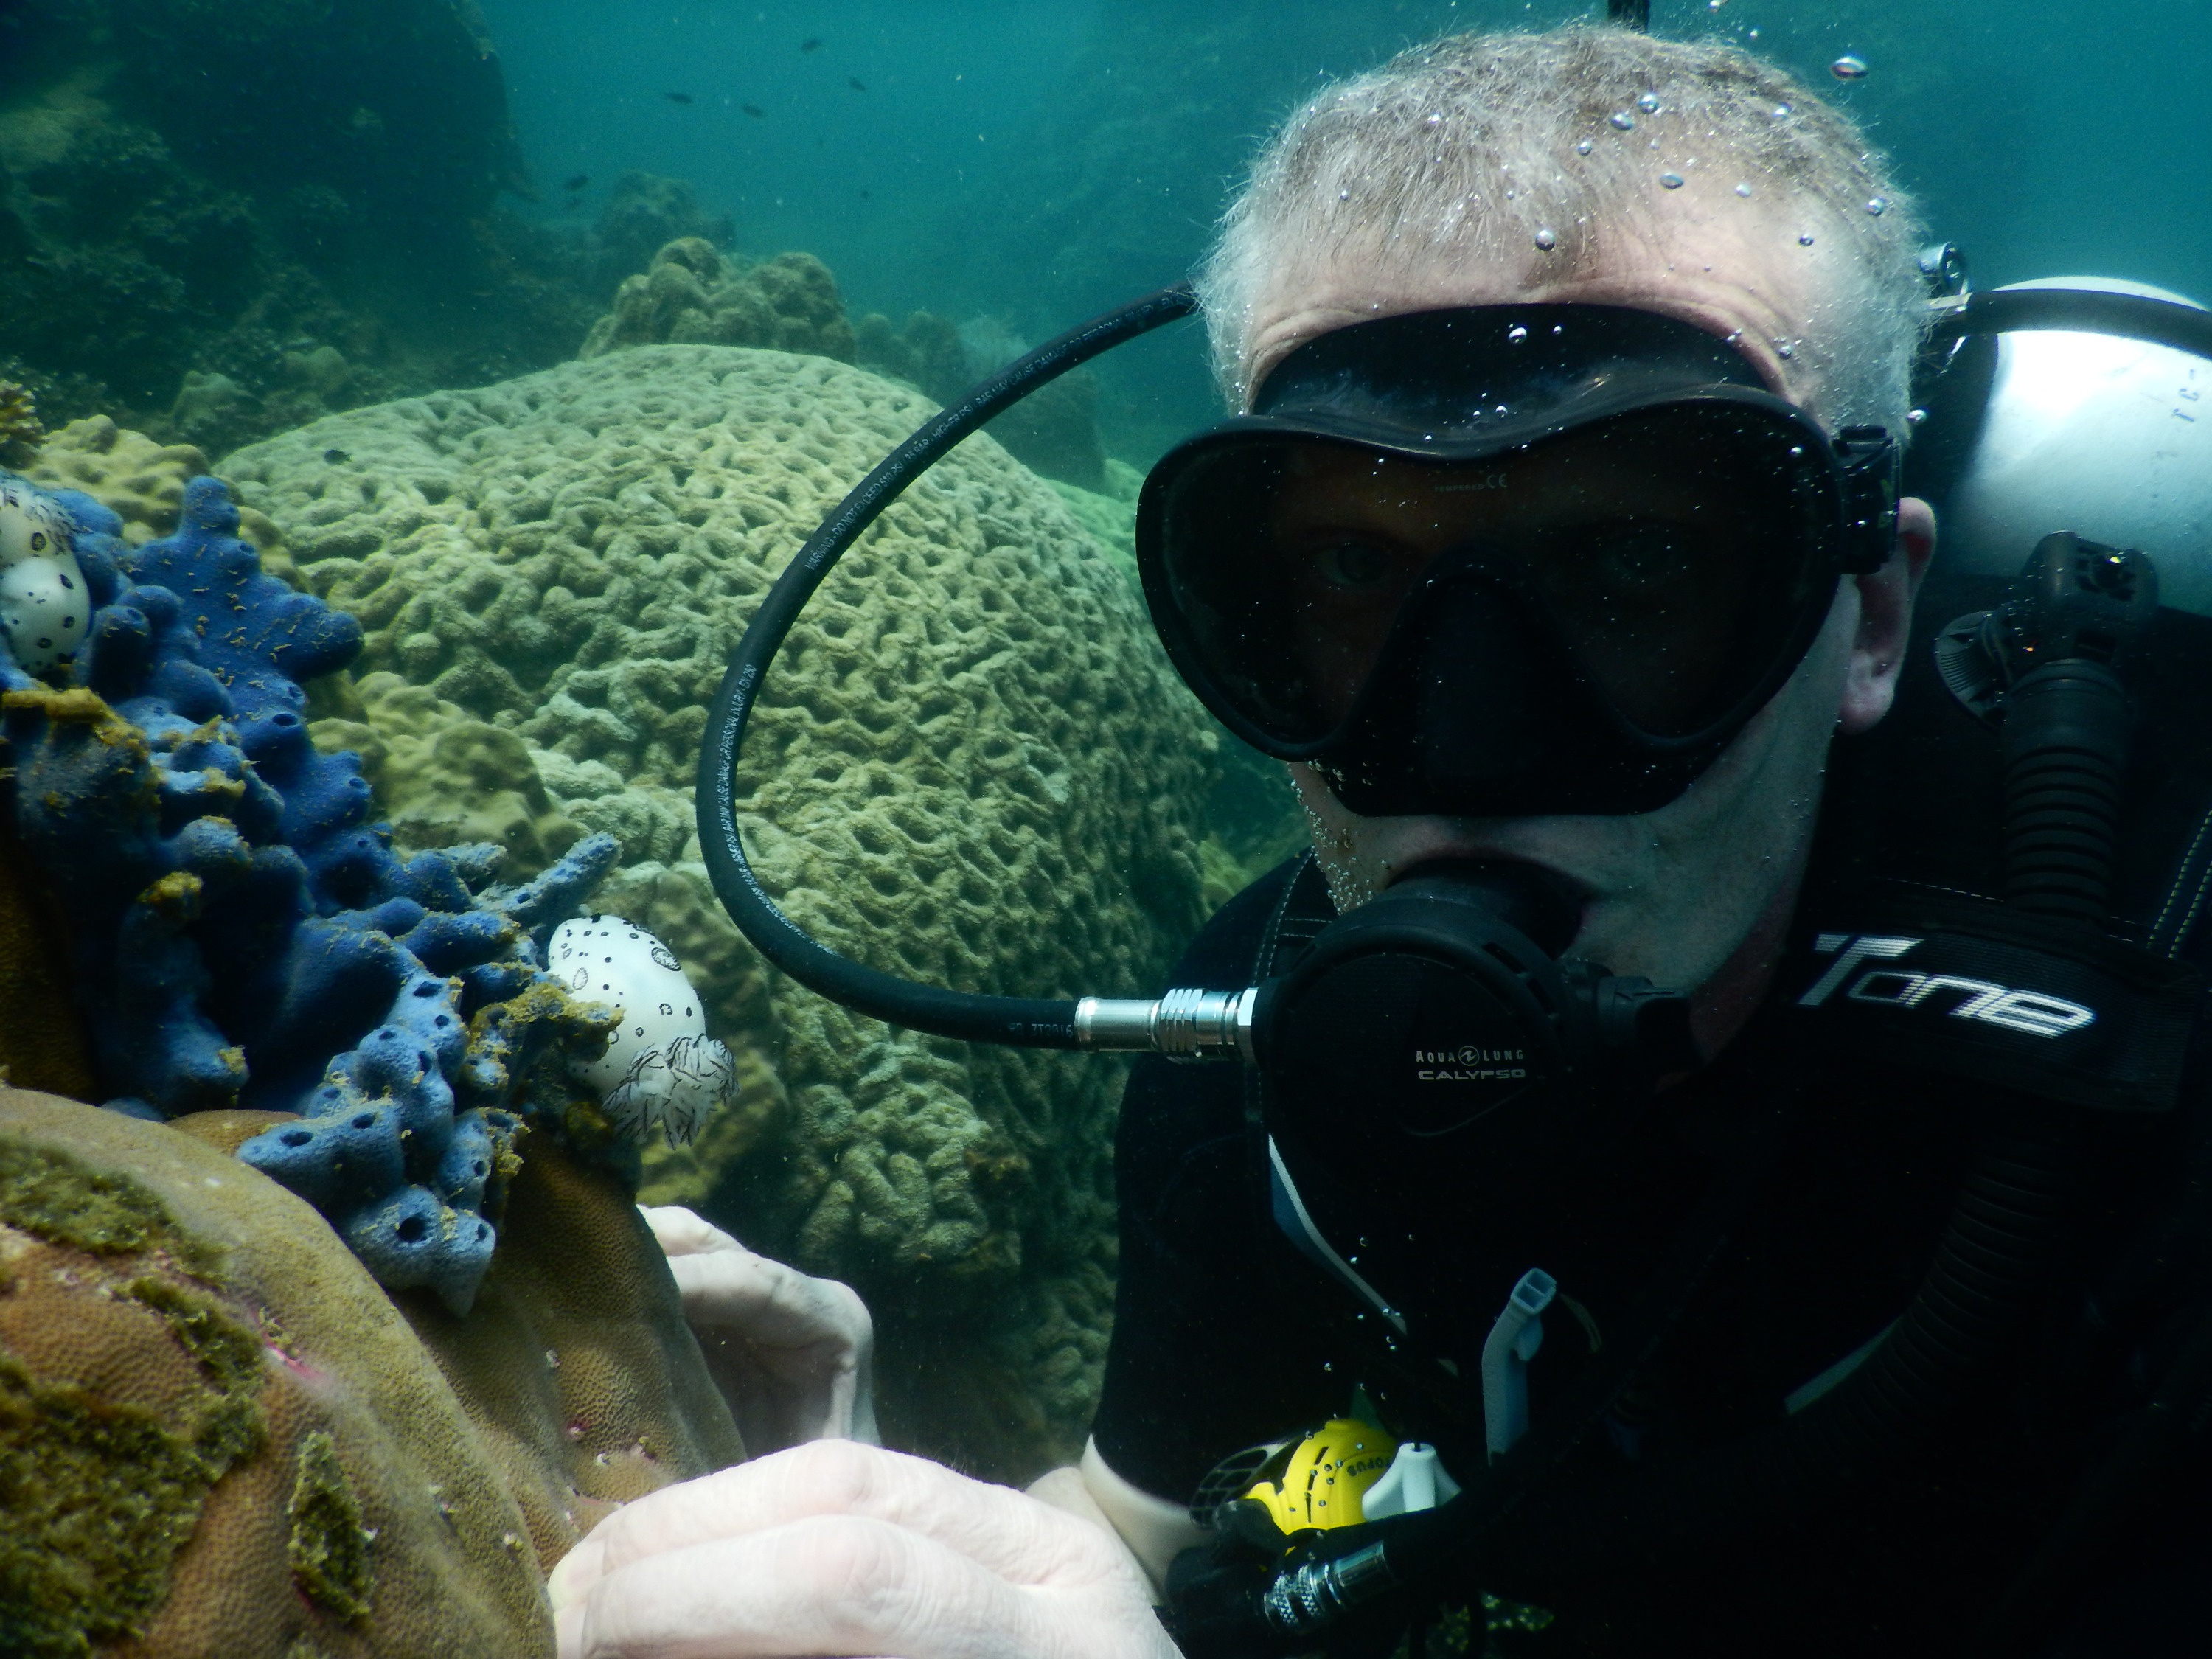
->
[545, 24, 2170, 1657]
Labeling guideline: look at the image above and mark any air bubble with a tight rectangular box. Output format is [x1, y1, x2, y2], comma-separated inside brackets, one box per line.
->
[1660, 172, 1685, 189]
[1575, 138, 1593, 156]
[1830, 55, 1869, 80]
[1772, 102, 1792, 119]
[1637, 92, 1660, 113]
[1507, 324, 1529, 344]
[1865, 196, 1889, 216]
[1776, 341, 1796, 360]
[1610, 111, 1635, 131]
[1734, 181, 1753, 198]
[1798, 232, 1816, 246]
[1533, 226, 1557, 251]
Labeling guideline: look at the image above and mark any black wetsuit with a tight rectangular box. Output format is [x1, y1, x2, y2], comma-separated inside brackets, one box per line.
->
[1093, 856, 2212, 1658]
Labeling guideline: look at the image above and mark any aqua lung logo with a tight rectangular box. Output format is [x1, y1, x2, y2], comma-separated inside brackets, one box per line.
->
[1413, 1044, 1529, 1082]
[1798, 934, 2096, 1038]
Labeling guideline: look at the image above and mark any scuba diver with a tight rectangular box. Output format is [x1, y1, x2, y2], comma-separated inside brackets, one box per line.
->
[551, 21, 2212, 1659]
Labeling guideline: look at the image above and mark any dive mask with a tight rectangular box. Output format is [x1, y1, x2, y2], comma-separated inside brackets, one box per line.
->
[1138, 305, 1902, 818]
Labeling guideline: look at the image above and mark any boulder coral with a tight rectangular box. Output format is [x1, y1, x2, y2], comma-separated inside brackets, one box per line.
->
[0, 1086, 745, 1658]
[583, 237, 1113, 487]
[223, 345, 1221, 1474]
[580, 239, 857, 364]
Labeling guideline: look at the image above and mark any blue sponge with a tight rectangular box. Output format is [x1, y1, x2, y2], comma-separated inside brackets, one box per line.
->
[1, 471, 621, 1313]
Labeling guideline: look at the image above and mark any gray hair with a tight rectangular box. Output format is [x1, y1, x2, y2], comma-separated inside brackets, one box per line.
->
[1198, 24, 1930, 434]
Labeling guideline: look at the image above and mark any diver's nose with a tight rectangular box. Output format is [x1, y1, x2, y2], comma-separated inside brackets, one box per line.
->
[1411, 585, 1560, 793]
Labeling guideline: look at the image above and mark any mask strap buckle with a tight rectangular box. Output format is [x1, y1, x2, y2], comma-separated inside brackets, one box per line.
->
[1834, 425, 1900, 574]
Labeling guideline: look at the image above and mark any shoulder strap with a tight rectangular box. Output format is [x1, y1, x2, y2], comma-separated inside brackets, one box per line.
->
[1784, 880, 2206, 1112]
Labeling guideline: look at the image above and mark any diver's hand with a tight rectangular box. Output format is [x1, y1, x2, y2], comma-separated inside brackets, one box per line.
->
[642, 1205, 878, 1453]
[549, 1441, 1183, 1659]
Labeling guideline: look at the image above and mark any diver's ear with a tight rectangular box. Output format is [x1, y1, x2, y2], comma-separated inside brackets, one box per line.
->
[1836, 495, 1936, 734]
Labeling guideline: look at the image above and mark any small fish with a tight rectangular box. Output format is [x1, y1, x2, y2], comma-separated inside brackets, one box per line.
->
[322, 448, 349, 465]
[665, 91, 695, 104]
[849, 77, 866, 91]
[800, 37, 821, 52]
[1829, 54, 1868, 80]
[742, 102, 765, 117]
[563, 173, 589, 191]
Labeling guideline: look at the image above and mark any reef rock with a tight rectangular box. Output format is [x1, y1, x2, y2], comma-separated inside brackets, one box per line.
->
[224, 345, 1220, 1475]
[0, 1086, 745, 1658]
[0, 378, 44, 468]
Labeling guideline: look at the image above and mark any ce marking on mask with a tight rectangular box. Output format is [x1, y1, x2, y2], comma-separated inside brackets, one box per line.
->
[1797, 934, 2096, 1039]
[1413, 1046, 1531, 1081]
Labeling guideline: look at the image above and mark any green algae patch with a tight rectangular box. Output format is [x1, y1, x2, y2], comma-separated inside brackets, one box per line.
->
[288, 1430, 375, 1623]
[0, 1140, 266, 1657]
[0, 1315, 268, 1656]
[0, 1135, 222, 1275]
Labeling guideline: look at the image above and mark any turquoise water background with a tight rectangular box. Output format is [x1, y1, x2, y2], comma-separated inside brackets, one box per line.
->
[483, 0, 2212, 455]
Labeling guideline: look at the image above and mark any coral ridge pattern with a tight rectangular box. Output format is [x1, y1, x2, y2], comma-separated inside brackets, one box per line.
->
[223, 345, 1219, 1471]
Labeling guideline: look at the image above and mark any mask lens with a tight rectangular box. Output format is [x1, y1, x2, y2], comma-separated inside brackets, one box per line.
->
[1152, 404, 1835, 746]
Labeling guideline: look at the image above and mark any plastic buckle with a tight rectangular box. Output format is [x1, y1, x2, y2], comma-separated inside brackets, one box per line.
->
[1833, 425, 1900, 574]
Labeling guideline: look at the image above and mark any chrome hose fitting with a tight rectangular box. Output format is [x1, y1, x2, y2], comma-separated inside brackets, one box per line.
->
[1259, 1541, 1398, 1639]
[1074, 987, 1256, 1062]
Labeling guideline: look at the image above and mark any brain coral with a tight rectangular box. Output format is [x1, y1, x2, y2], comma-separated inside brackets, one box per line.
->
[223, 345, 1220, 1474]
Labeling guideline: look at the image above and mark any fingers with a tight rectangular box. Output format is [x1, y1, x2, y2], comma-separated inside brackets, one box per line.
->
[558, 1504, 1177, 1659]
[641, 1205, 733, 1259]
[551, 1443, 1114, 1615]
[667, 1248, 873, 1361]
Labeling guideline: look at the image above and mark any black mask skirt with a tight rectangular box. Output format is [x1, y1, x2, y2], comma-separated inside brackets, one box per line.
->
[1138, 305, 1900, 819]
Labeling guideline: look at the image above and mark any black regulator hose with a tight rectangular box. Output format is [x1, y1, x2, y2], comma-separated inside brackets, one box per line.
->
[695, 284, 1199, 1046]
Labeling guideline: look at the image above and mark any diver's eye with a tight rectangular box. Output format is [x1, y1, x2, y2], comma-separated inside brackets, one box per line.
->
[1316, 539, 1400, 591]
